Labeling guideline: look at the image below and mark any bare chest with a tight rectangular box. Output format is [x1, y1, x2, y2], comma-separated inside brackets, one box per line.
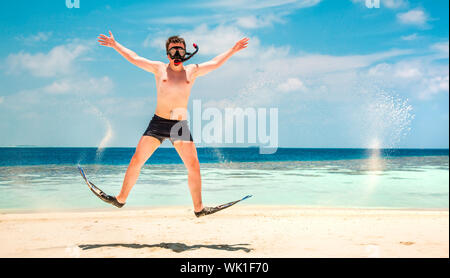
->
[157, 66, 194, 93]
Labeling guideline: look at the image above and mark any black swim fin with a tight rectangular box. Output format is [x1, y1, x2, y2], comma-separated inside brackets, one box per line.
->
[194, 206, 221, 217]
[194, 195, 252, 218]
[87, 182, 125, 208]
[78, 166, 125, 208]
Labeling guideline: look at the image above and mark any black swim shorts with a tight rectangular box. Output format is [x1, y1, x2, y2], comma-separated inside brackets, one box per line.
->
[143, 114, 193, 143]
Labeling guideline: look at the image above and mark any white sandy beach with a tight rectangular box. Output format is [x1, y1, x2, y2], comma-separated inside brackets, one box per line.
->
[0, 206, 448, 258]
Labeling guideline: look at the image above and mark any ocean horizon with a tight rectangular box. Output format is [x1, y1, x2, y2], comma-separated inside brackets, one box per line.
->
[0, 147, 448, 166]
[0, 147, 448, 211]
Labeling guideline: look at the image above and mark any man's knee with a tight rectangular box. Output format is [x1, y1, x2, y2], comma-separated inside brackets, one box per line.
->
[186, 159, 200, 173]
[130, 153, 147, 167]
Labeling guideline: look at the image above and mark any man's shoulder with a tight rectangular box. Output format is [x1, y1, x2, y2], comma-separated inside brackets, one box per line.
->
[185, 64, 199, 71]
[154, 61, 167, 67]
[152, 61, 167, 72]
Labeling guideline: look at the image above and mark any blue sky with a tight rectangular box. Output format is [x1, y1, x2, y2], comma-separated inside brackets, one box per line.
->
[0, 0, 448, 148]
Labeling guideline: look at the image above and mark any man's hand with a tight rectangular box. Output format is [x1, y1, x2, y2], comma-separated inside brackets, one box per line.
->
[232, 37, 249, 53]
[97, 31, 162, 74]
[98, 31, 117, 48]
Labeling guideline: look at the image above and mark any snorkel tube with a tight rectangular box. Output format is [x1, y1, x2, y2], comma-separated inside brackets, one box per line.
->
[182, 43, 199, 62]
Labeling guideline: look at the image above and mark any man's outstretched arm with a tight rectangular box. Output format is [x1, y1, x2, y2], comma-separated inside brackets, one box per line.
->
[98, 31, 163, 74]
[192, 37, 249, 78]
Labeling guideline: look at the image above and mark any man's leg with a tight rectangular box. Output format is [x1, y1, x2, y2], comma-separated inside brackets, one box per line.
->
[116, 136, 161, 203]
[172, 140, 203, 212]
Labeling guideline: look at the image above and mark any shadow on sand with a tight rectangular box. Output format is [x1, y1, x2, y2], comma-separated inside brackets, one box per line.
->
[78, 242, 253, 253]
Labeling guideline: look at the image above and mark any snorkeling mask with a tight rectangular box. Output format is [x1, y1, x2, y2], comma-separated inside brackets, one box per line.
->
[167, 43, 199, 65]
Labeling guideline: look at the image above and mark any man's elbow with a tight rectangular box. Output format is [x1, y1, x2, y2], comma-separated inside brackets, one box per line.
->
[128, 55, 145, 66]
[210, 60, 221, 67]
[203, 62, 220, 73]
[123, 54, 136, 63]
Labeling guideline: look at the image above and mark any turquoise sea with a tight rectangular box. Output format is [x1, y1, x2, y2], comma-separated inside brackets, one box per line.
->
[0, 148, 448, 211]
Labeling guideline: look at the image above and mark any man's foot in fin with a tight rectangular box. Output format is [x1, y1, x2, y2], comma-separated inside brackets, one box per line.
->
[96, 191, 125, 208]
[194, 206, 220, 218]
[107, 195, 125, 208]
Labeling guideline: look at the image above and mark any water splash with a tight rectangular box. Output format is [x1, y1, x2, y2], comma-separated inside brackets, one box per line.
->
[211, 147, 232, 165]
[354, 84, 414, 204]
[95, 118, 113, 162]
[363, 144, 385, 202]
[357, 86, 414, 149]
[76, 96, 114, 166]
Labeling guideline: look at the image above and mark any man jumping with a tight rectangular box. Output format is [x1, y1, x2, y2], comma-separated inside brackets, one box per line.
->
[96, 32, 249, 217]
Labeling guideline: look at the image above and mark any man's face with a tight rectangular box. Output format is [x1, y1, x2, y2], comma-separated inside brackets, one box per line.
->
[167, 42, 186, 66]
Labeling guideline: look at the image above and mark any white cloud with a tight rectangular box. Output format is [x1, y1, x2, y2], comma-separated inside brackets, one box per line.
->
[6, 43, 89, 77]
[397, 9, 428, 26]
[401, 33, 419, 41]
[383, 0, 408, 9]
[146, 15, 222, 25]
[44, 80, 72, 94]
[146, 0, 319, 32]
[350, 0, 408, 9]
[431, 41, 449, 58]
[419, 75, 449, 100]
[235, 14, 285, 29]
[43, 76, 114, 95]
[264, 49, 411, 77]
[277, 77, 306, 92]
[394, 67, 421, 78]
[2, 76, 114, 113]
[368, 63, 392, 76]
[365, 56, 449, 100]
[96, 96, 154, 117]
[147, 13, 285, 31]
[0, 96, 4, 104]
[235, 16, 261, 29]
[197, 0, 321, 11]
[15, 32, 53, 44]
